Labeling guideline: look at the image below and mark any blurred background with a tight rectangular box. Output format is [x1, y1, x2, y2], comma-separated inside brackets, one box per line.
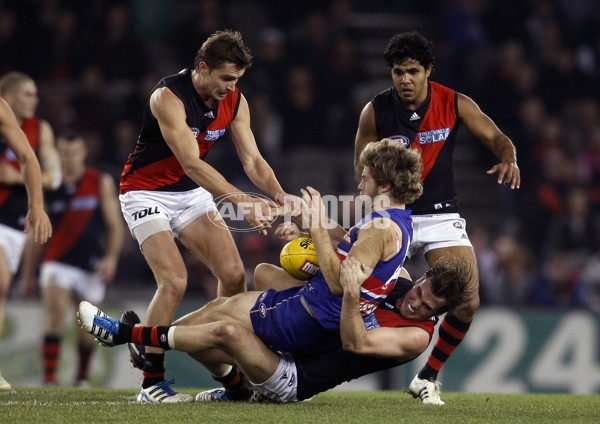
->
[1, 0, 600, 393]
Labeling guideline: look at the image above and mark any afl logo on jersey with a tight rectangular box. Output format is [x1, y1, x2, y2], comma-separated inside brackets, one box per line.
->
[453, 221, 464, 229]
[190, 127, 200, 138]
[388, 135, 411, 146]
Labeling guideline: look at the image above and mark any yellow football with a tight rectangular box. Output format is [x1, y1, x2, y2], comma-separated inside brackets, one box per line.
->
[279, 237, 320, 280]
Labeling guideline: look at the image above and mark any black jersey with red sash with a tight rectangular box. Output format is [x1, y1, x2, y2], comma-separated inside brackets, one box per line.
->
[0, 117, 41, 229]
[372, 82, 460, 215]
[120, 68, 241, 194]
[43, 168, 104, 271]
[294, 277, 437, 401]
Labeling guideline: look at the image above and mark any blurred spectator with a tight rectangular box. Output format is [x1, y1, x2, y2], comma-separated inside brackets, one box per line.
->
[92, 4, 147, 82]
[246, 28, 288, 103]
[490, 233, 536, 308]
[71, 65, 108, 132]
[247, 91, 283, 165]
[280, 66, 326, 151]
[0, 8, 20, 75]
[543, 186, 600, 261]
[173, 0, 224, 65]
[530, 251, 585, 308]
[469, 226, 500, 305]
[581, 252, 600, 312]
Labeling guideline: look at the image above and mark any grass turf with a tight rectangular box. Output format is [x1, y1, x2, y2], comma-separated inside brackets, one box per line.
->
[2, 387, 599, 424]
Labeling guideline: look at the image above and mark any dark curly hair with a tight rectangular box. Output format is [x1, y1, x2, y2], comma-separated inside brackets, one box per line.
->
[359, 138, 423, 205]
[194, 30, 253, 71]
[426, 256, 477, 314]
[383, 31, 434, 70]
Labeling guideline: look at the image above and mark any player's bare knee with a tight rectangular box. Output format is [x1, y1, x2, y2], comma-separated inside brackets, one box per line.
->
[211, 322, 241, 345]
[157, 276, 188, 302]
[218, 266, 246, 294]
[253, 263, 270, 290]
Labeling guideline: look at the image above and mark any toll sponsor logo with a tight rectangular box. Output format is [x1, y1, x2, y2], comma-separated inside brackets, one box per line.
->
[132, 206, 161, 220]
[418, 128, 450, 144]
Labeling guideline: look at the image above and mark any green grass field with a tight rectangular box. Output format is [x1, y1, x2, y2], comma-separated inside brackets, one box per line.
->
[2, 387, 599, 424]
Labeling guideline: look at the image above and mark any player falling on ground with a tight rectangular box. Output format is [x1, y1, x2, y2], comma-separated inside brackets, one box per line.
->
[78, 255, 472, 403]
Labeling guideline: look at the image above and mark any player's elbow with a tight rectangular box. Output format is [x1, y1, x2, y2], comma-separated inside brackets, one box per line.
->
[404, 332, 430, 358]
[341, 339, 363, 354]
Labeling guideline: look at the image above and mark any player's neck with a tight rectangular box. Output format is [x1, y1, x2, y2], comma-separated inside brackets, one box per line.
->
[372, 201, 404, 213]
[62, 166, 85, 184]
[191, 69, 217, 109]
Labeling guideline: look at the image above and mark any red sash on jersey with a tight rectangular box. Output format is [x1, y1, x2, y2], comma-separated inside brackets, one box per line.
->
[412, 82, 457, 181]
[44, 168, 101, 262]
[374, 308, 435, 340]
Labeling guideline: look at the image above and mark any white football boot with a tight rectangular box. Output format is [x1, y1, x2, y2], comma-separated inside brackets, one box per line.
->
[408, 374, 445, 405]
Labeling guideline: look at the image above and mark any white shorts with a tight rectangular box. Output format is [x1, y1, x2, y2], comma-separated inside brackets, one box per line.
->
[409, 213, 473, 257]
[0, 223, 27, 274]
[39, 261, 106, 304]
[249, 352, 298, 403]
[119, 187, 218, 245]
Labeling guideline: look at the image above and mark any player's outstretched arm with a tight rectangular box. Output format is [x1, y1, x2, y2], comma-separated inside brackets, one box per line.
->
[457, 93, 520, 189]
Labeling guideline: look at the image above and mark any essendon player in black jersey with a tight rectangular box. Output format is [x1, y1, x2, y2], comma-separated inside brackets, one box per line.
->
[0, 72, 56, 392]
[117, 31, 294, 403]
[354, 32, 520, 404]
[0, 98, 52, 392]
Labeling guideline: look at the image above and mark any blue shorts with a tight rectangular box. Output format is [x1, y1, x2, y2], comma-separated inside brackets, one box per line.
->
[250, 287, 341, 355]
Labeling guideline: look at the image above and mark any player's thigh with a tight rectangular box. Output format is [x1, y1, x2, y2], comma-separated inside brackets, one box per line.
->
[140, 230, 188, 284]
[0, 247, 12, 295]
[425, 245, 480, 316]
[173, 291, 259, 328]
[178, 211, 244, 277]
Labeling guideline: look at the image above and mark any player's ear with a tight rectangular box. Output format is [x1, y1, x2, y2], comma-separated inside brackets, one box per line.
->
[197, 62, 209, 75]
[377, 182, 391, 195]
[424, 65, 433, 78]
